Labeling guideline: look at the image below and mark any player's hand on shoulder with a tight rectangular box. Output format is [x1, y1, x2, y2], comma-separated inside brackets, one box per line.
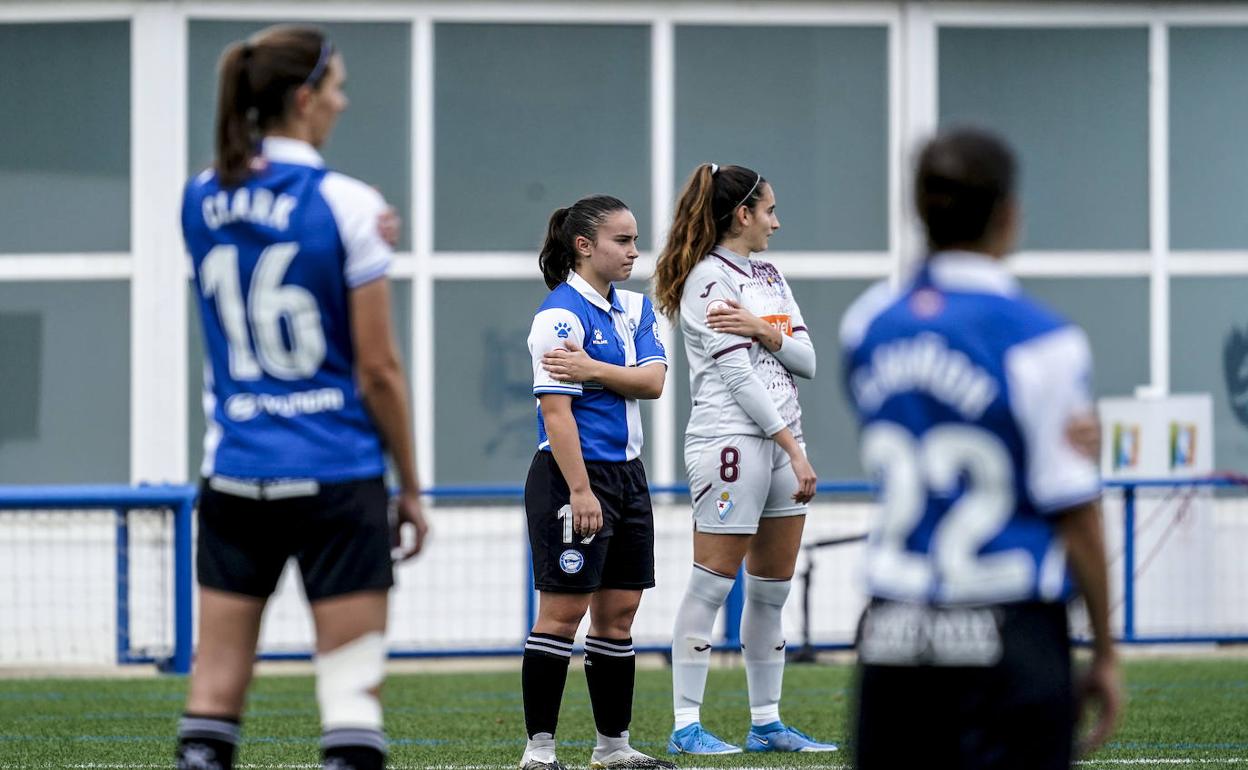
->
[1077, 651, 1122, 756]
[542, 339, 600, 383]
[391, 490, 429, 562]
[1065, 411, 1101, 461]
[376, 202, 401, 248]
[570, 488, 603, 538]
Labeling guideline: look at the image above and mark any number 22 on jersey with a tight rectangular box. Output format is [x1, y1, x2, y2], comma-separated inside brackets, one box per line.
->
[862, 422, 1033, 604]
[200, 242, 327, 381]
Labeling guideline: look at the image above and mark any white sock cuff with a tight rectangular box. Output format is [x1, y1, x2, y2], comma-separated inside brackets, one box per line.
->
[744, 572, 791, 607]
[688, 563, 736, 605]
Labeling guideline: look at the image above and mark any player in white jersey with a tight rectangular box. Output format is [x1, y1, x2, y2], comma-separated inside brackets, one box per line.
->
[653, 164, 835, 754]
[176, 26, 427, 770]
[842, 128, 1120, 768]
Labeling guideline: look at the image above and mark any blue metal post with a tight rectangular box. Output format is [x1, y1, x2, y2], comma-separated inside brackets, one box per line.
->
[115, 508, 130, 664]
[721, 567, 745, 649]
[171, 496, 195, 675]
[1122, 484, 1136, 643]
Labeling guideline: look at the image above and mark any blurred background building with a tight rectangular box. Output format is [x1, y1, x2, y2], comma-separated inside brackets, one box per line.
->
[2, 0, 1247, 493]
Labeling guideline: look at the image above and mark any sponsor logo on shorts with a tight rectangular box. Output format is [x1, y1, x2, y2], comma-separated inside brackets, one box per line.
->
[559, 549, 584, 574]
[715, 491, 734, 521]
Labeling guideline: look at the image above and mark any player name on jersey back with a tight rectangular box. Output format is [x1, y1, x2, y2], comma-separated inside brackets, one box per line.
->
[849, 331, 999, 420]
[200, 186, 298, 231]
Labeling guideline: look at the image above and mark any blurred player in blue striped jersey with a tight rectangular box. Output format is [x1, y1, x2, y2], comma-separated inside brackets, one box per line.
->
[176, 25, 426, 770]
[841, 128, 1122, 769]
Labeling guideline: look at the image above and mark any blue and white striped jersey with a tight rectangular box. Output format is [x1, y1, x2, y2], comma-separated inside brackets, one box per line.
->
[840, 252, 1100, 606]
[183, 137, 391, 482]
[528, 272, 666, 462]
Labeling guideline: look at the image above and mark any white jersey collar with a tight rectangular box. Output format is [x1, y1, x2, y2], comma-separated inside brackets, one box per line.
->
[709, 245, 751, 277]
[261, 136, 325, 168]
[927, 250, 1019, 297]
[567, 270, 622, 313]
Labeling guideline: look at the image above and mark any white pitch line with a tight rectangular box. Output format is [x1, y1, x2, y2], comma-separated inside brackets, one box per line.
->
[1078, 761, 1248, 767]
[7, 761, 1248, 770]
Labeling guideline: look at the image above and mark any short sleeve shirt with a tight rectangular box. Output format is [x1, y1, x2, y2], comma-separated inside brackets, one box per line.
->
[527, 272, 666, 462]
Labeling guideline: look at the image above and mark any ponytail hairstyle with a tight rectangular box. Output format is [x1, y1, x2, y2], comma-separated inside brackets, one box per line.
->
[538, 195, 631, 290]
[214, 25, 335, 187]
[914, 127, 1017, 253]
[653, 163, 765, 318]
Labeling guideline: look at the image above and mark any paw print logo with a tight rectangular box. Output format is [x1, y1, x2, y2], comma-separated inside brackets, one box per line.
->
[554, 322, 571, 339]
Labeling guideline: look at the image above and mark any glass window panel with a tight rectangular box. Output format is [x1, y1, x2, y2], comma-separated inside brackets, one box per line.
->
[672, 278, 872, 482]
[0, 282, 129, 483]
[939, 28, 1149, 250]
[1169, 27, 1248, 249]
[785, 279, 874, 479]
[434, 24, 650, 251]
[675, 26, 889, 251]
[1171, 277, 1248, 470]
[434, 278, 656, 487]
[434, 279, 557, 486]
[0, 22, 129, 253]
[1019, 277, 1149, 398]
[187, 278, 411, 481]
[187, 21, 412, 250]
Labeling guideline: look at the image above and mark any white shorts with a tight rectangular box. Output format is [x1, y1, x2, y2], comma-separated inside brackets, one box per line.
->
[684, 434, 808, 534]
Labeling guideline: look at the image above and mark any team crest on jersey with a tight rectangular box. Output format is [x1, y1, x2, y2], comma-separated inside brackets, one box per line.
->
[554, 322, 571, 339]
[591, 329, 609, 345]
[628, 317, 638, 332]
[559, 549, 584, 574]
[910, 288, 945, 318]
[715, 491, 734, 521]
[705, 298, 731, 320]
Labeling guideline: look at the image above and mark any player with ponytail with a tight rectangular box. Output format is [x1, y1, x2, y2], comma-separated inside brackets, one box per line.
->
[178, 25, 422, 770]
[520, 195, 672, 770]
[655, 164, 835, 755]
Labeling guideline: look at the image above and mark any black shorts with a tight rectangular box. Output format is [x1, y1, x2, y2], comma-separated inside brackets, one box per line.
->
[525, 451, 656, 593]
[196, 476, 394, 602]
[854, 600, 1074, 770]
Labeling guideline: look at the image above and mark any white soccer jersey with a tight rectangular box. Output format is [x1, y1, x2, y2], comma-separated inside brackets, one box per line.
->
[680, 247, 815, 439]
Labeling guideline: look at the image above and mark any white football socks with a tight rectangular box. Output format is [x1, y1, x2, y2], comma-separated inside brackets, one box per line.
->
[742, 572, 791, 726]
[671, 564, 735, 730]
[522, 733, 556, 764]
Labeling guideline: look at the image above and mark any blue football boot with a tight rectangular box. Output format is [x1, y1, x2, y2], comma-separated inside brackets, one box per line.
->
[666, 723, 743, 755]
[744, 721, 839, 752]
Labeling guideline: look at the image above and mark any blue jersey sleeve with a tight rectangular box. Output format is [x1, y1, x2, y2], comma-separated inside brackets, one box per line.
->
[634, 295, 667, 367]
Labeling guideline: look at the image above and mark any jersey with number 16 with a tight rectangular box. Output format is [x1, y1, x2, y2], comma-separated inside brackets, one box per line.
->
[182, 138, 392, 482]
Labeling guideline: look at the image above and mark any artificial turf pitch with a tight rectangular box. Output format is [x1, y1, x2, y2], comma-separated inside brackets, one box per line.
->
[1, 658, 1246, 768]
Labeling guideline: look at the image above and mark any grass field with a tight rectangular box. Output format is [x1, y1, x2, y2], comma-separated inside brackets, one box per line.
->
[2, 657, 1247, 768]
